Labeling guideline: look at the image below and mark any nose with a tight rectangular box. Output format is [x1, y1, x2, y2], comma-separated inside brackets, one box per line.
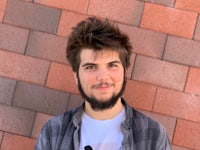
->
[96, 69, 109, 81]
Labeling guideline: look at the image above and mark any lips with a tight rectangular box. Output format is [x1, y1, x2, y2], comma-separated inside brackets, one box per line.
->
[92, 83, 113, 90]
[96, 85, 111, 90]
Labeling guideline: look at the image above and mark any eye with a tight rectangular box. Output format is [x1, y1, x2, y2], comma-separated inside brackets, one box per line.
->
[108, 63, 118, 69]
[85, 65, 96, 71]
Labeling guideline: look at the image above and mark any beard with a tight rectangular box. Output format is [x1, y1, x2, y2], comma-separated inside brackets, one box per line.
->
[77, 75, 126, 111]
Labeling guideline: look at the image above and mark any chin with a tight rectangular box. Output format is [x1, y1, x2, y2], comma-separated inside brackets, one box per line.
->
[93, 94, 114, 101]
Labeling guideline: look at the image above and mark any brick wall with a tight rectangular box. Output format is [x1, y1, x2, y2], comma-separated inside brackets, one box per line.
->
[0, 0, 200, 149]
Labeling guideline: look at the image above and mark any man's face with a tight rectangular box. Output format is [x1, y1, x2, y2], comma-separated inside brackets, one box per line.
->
[75, 49, 125, 111]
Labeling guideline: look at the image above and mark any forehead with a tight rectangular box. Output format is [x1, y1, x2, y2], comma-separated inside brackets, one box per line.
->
[80, 49, 120, 63]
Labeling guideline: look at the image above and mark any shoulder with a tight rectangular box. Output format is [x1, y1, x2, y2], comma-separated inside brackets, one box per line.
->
[123, 100, 165, 132]
[126, 101, 168, 141]
[128, 107, 171, 149]
[47, 106, 82, 128]
[41, 105, 82, 136]
[133, 109, 163, 129]
[35, 106, 82, 149]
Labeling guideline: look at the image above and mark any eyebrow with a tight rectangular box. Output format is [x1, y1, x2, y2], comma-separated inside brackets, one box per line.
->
[81, 63, 97, 68]
[81, 60, 122, 67]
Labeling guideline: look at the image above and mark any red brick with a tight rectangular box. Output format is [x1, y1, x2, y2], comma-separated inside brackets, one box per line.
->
[67, 94, 84, 110]
[0, 131, 3, 145]
[173, 119, 200, 150]
[0, 23, 29, 53]
[46, 63, 79, 94]
[57, 11, 88, 37]
[185, 67, 200, 96]
[141, 3, 197, 39]
[1, 133, 36, 150]
[87, 0, 144, 25]
[0, 0, 7, 22]
[194, 16, 200, 40]
[132, 55, 188, 91]
[26, 31, 67, 63]
[123, 80, 156, 111]
[35, 0, 89, 14]
[164, 36, 200, 67]
[0, 104, 35, 136]
[13, 81, 70, 115]
[172, 145, 192, 150]
[144, 0, 175, 7]
[22, 0, 33, 2]
[175, 0, 200, 13]
[126, 53, 135, 79]
[4, 0, 60, 34]
[154, 88, 200, 122]
[141, 110, 176, 142]
[0, 50, 50, 85]
[31, 113, 53, 138]
[0, 77, 16, 105]
[119, 24, 166, 58]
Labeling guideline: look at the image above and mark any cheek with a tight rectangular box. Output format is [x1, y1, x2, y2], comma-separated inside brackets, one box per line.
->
[113, 71, 124, 81]
[79, 73, 96, 87]
[113, 73, 125, 87]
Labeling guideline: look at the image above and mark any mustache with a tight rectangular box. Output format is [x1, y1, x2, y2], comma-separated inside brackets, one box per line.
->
[92, 82, 114, 88]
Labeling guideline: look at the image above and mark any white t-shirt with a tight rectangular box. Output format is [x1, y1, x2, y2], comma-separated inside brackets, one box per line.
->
[79, 108, 126, 150]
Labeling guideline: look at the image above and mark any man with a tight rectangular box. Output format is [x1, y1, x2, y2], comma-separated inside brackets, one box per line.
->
[35, 17, 172, 150]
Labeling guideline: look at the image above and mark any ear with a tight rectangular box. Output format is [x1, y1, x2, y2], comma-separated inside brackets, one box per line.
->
[73, 72, 78, 85]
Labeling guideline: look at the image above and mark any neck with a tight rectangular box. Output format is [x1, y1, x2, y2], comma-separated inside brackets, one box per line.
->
[84, 98, 124, 120]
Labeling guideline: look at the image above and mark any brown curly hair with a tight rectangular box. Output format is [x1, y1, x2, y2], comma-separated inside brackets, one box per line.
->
[66, 17, 132, 73]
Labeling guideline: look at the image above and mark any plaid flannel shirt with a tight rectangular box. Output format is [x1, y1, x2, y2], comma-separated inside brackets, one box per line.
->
[34, 99, 172, 150]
